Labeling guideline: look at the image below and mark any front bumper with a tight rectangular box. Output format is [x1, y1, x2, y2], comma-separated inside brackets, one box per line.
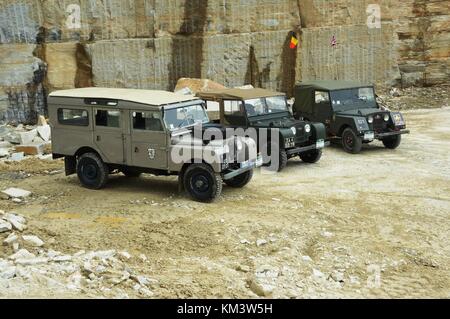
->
[285, 139, 330, 156]
[375, 129, 410, 139]
[222, 155, 263, 180]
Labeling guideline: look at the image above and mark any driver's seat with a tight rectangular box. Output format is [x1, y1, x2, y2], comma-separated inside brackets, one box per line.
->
[145, 118, 163, 131]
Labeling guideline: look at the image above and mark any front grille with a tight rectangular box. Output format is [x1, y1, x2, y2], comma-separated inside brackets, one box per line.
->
[373, 114, 388, 133]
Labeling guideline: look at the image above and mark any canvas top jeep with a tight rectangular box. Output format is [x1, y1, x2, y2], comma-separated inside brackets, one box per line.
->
[197, 88, 329, 172]
[293, 81, 410, 154]
[48, 88, 261, 202]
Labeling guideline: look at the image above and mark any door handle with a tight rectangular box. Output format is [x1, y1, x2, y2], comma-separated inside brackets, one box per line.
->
[134, 147, 139, 153]
[96, 135, 101, 142]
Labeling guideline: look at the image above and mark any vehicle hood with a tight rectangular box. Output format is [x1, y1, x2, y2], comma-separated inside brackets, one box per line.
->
[336, 108, 387, 117]
[249, 114, 304, 129]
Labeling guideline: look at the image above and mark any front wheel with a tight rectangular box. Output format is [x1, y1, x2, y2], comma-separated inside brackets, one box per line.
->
[183, 164, 223, 202]
[224, 170, 253, 188]
[382, 134, 402, 149]
[77, 153, 109, 190]
[342, 128, 363, 154]
[299, 149, 322, 163]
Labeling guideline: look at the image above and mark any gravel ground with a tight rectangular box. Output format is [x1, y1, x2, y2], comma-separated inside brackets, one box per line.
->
[0, 106, 449, 299]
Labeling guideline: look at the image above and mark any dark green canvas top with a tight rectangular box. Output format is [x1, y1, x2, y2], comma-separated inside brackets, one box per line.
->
[297, 80, 373, 91]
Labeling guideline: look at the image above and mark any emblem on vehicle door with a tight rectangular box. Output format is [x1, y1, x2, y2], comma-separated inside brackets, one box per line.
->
[148, 148, 156, 160]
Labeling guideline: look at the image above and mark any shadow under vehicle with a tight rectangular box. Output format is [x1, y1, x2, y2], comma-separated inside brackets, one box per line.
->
[48, 88, 261, 202]
[197, 88, 328, 172]
[293, 81, 410, 154]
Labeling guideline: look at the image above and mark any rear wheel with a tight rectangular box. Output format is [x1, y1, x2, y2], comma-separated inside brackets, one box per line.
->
[300, 149, 322, 163]
[183, 164, 223, 202]
[342, 128, 362, 154]
[382, 134, 402, 149]
[224, 170, 253, 188]
[77, 153, 109, 190]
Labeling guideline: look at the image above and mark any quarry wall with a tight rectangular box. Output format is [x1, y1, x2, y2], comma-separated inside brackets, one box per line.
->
[0, 0, 448, 123]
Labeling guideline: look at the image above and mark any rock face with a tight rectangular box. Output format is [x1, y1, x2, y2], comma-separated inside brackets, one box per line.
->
[0, 0, 448, 123]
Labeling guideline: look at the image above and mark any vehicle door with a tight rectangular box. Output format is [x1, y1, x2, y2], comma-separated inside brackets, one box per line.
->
[313, 91, 333, 126]
[223, 100, 247, 127]
[130, 110, 167, 169]
[93, 108, 125, 164]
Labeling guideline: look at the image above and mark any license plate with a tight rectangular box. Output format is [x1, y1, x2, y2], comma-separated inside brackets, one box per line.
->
[316, 140, 325, 149]
[364, 132, 375, 140]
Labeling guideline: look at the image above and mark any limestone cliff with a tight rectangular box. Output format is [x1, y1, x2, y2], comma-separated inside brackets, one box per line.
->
[0, 0, 448, 123]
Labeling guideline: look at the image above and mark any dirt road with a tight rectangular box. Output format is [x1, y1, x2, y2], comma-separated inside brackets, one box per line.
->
[1, 107, 449, 298]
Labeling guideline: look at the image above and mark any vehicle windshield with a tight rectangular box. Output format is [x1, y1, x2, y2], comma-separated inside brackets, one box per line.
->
[244, 96, 288, 117]
[164, 104, 209, 131]
[330, 87, 377, 111]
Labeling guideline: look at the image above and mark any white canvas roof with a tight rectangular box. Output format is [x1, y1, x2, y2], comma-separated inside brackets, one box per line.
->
[49, 87, 199, 106]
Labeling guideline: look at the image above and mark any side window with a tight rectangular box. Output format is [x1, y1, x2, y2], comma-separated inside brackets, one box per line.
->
[95, 109, 121, 128]
[224, 100, 243, 115]
[132, 111, 163, 131]
[57, 108, 89, 126]
[315, 91, 330, 104]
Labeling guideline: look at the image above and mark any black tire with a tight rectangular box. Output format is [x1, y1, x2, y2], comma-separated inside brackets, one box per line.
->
[382, 134, 402, 149]
[183, 164, 223, 202]
[300, 149, 322, 163]
[342, 128, 363, 154]
[263, 141, 288, 172]
[278, 149, 288, 172]
[77, 153, 109, 190]
[121, 168, 142, 178]
[224, 170, 253, 188]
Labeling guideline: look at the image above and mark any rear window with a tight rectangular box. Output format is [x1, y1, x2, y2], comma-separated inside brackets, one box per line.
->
[57, 109, 89, 126]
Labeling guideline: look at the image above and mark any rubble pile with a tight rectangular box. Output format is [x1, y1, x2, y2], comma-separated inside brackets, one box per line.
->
[376, 84, 450, 111]
[0, 116, 52, 162]
[0, 210, 156, 298]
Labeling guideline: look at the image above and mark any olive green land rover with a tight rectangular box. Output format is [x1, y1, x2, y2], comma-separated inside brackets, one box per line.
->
[293, 81, 410, 154]
[48, 88, 261, 202]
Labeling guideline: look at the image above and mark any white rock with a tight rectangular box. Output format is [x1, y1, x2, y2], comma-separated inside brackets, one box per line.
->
[37, 125, 51, 142]
[330, 271, 345, 283]
[118, 251, 132, 260]
[139, 287, 154, 297]
[52, 255, 72, 262]
[0, 221, 12, 233]
[9, 249, 35, 260]
[312, 269, 325, 279]
[15, 257, 49, 266]
[302, 255, 313, 262]
[138, 254, 148, 262]
[18, 129, 37, 145]
[4, 214, 27, 232]
[0, 266, 16, 279]
[322, 231, 334, 238]
[0, 141, 12, 148]
[12, 198, 22, 204]
[2, 188, 32, 199]
[12, 242, 19, 251]
[22, 235, 45, 247]
[256, 239, 268, 247]
[9, 152, 25, 161]
[0, 148, 9, 157]
[249, 279, 275, 297]
[272, 198, 281, 202]
[3, 232, 18, 245]
[240, 239, 251, 245]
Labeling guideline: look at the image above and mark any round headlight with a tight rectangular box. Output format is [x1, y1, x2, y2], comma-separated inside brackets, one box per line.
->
[236, 139, 243, 151]
[304, 124, 311, 133]
[367, 116, 374, 124]
[291, 127, 297, 135]
[384, 114, 390, 122]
